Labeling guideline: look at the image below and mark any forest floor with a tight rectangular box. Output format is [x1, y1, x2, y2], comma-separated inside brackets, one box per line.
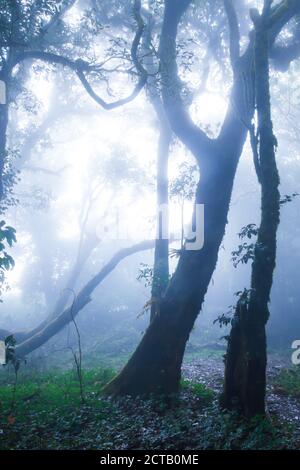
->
[0, 350, 300, 450]
[183, 354, 300, 438]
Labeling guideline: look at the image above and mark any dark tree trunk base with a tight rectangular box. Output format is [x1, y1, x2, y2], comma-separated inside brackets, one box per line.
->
[221, 303, 267, 417]
[103, 311, 188, 397]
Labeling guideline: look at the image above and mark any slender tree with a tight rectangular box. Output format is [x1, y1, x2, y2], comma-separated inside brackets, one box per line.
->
[222, 0, 281, 417]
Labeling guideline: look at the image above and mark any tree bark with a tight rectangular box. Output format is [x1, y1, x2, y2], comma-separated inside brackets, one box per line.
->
[222, 4, 281, 417]
[150, 100, 171, 322]
[0, 69, 8, 203]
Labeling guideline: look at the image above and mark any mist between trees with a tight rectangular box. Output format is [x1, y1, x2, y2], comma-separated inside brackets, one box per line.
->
[1, 0, 300, 451]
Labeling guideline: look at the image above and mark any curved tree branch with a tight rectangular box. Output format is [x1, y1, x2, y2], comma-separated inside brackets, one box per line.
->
[11, 49, 147, 110]
[3, 240, 155, 358]
[75, 68, 146, 110]
[159, 0, 214, 162]
[9, 0, 148, 111]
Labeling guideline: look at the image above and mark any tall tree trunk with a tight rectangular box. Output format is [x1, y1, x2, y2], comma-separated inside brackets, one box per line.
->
[104, 135, 246, 396]
[222, 4, 281, 417]
[150, 102, 171, 322]
[0, 69, 8, 203]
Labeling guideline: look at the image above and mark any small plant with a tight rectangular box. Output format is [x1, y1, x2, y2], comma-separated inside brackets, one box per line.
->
[214, 289, 251, 331]
[214, 310, 234, 328]
[231, 224, 258, 268]
[5, 335, 20, 370]
[65, 290, 84, 403]
[170, 162, 198, 203]
[137, 263, 154, 288]
[4, 335, 21, 413]
[180, 379, 214, 404]
[0, 221, 16, 300]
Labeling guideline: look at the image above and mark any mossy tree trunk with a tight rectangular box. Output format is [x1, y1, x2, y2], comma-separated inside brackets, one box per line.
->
[222, 3, 281, 417]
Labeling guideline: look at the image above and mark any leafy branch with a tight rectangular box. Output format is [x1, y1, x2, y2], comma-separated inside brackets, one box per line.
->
[231, 223, 258, 268]
[0, 221, 16, 300]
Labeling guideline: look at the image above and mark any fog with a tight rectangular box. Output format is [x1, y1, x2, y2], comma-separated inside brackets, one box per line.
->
[1, 0, 300, 452]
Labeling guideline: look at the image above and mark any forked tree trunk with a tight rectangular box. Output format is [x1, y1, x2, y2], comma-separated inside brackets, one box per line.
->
[222, 6, 281, 417]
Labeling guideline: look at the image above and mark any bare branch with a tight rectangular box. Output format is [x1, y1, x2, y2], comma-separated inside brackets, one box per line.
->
[76, 69, 146, 110]
[159, 0, 214, 162]
[10, 0, 149, 111]
[11, 50, 146, 110]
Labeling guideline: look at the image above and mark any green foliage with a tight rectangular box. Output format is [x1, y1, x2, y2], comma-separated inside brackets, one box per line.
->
[137, 262, 169, 291]
[0, 220, 16, 299]
[214, 289, 251, 330]
[195, 404, 296, 450]
[238, 223, 258, 239]
[280, 192, 299, 205]
[4, 335, 21, 372]
[1, 148, 21, 213]
[231, 224, 258, 268]
[0, 367, 115, 449]
[0, 366, 297, 450]
[137, 262, 154, 288]
[0, 0, 74, 52]
[214, 311, 233, 328]
[0, 220, 16, 250]
[274, 368, 300, 398]
[170, 162, 198, 202]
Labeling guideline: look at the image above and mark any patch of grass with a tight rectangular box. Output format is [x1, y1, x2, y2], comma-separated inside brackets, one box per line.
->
[0, 366, 116, 450]
[180, 379, 214, 404]
[0, 365, 299, 450]
[273, 367, 300, 398]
